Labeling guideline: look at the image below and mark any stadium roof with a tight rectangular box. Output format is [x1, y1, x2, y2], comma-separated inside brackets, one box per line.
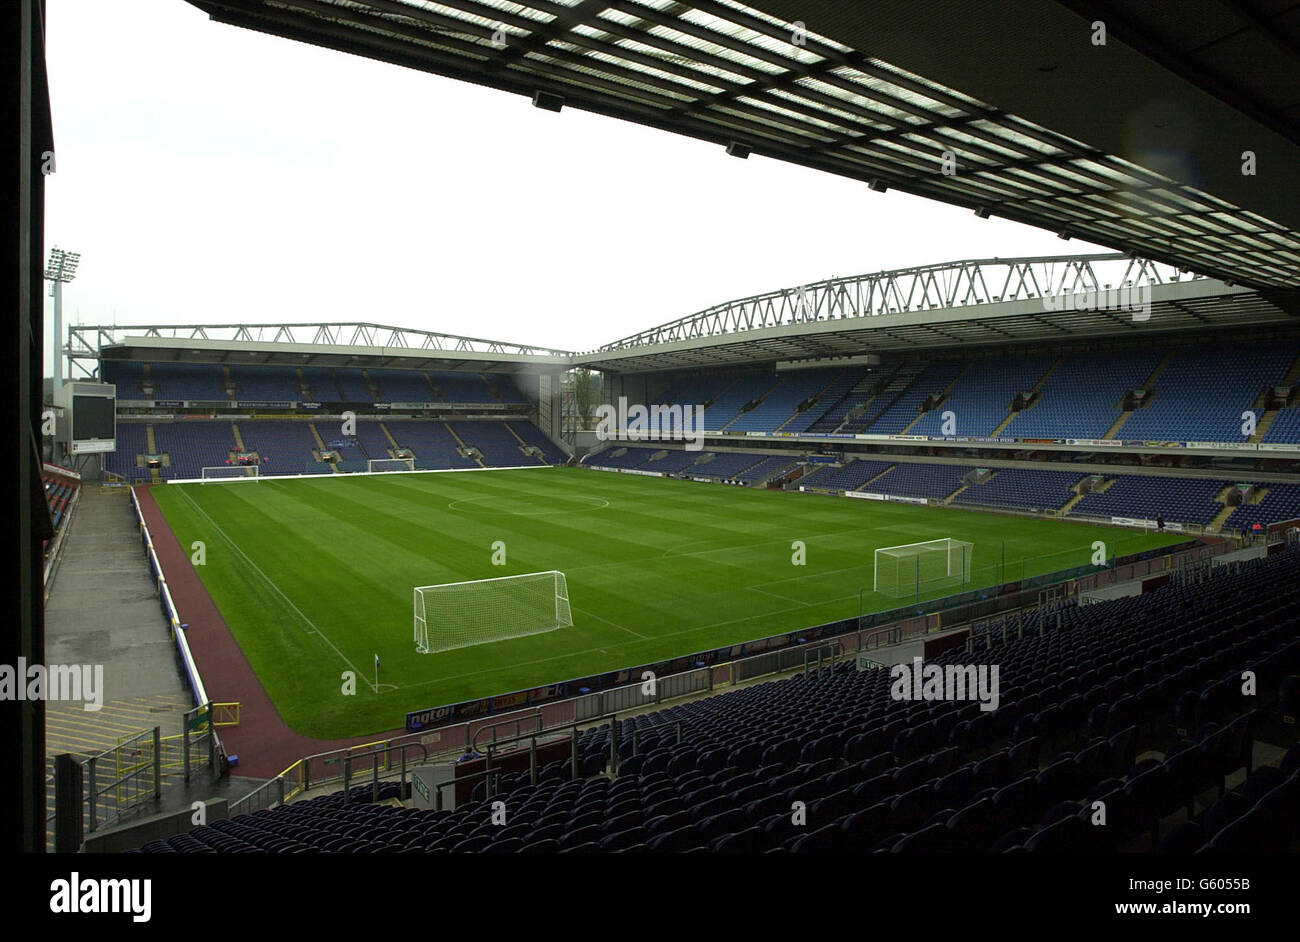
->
[184, 0, 1300, 289]
[580, 253, 1299, 372]
[82, 322, 574, 374]
[79, 254, 1300, 376]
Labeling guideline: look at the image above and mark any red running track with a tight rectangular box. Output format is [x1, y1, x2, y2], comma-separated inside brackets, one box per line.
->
[135, 485, 408, 778]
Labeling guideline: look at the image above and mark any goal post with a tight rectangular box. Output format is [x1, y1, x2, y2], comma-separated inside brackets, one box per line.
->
[874, 538, 973, 598]
[368, 457, 415, 473]
[200, 465, 259, 482]
[414, 570, 573, 654]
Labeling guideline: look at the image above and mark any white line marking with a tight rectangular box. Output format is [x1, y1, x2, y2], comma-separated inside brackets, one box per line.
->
[572, 604, 647, 640]
[174, 486, 376, 692]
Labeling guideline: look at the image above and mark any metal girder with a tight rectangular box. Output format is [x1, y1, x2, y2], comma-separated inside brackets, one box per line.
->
[69, 322, 575, 367]
[596, 253, 1202, 350]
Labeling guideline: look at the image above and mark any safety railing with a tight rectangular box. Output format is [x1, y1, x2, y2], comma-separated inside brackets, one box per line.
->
[86, 727, 162, 833]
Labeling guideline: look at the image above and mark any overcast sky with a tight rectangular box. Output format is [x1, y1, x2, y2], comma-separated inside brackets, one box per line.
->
[44, 0, 1109, 373]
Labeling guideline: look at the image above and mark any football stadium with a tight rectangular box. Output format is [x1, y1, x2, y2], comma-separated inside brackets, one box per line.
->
[8, 0, 1300, 893]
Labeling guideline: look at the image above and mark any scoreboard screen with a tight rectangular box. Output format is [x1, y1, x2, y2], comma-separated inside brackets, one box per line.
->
[72, 394, 115, 441]
[55, 381, 117, 455]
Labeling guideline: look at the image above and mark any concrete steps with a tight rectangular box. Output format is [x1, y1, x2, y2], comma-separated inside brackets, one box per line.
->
[1104, 350, 1174, 439]
[1209, 503, 1237, 532]
[444, 422, 486, 468]
[992, 357, 1062, 436]
[900, 364, 971, 435]
[775, 370, 845, 433]
[720, 378, 783, 432]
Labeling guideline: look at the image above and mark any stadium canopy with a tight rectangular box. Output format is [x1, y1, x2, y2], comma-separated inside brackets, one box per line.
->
[183, 0, 1300, 289]
[580, 254, 1296, 373]
[80, 252, 1297, 376]
[80, 322, 575, 376]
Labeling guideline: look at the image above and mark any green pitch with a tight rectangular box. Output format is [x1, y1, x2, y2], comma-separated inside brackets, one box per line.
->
[152, 467, 1185, 738]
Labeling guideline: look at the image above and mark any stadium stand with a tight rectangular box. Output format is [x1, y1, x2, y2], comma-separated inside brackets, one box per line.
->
[1119, 345, 1298, 443]
[151, 422, 237, 480]
[429, 371, 501, 404]
[1003, 350, 1161, 439]
[300, 367, 346, 402]
[104, 422, 149, 480]
[802, 368, 873, 434]
[351, 422, 396, 462]
[1263, 404, 1300, 444]
[230, 366, 302, 401]
[587, 447, 656, 470]
[507, 422, 568, 464]
[42, 471, 79, 537]
[689, 452, 764, 480]
[909, 356, 1055, 437]
[333, 369, 373, 403]
[797, 460, 896, 492]
[702, 374, 777, 431]
[148, 363, 225, 401]
[237, 421, 322, 473]
[734, 454, 799, 485]
[864, 361, 967, 434]
[839, 364, 923, 433]
[953, 469, 1082, 512]
[386, 422, 481, 469]
[641, 450, 703, 474]
[554, 345, 1300, 443]
[865, 462, 977, 501]
[448, 421, 539, 467]
[1069, 475, 1229, 526]
[368, 370, 434, 402]
[101, 360, 147, 398]
[727, 368, 841, 434]
[1224, 484, 1300, 533]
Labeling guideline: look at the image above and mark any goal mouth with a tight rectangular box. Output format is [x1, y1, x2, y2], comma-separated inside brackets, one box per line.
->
[367, 458, 416, 473]
[874, 538, 974, 598]
[200, 465, 260, 482]
[414, 570, 572, 654]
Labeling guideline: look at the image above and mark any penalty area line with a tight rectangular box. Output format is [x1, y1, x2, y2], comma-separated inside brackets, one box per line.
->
[572, 604, 648, 640]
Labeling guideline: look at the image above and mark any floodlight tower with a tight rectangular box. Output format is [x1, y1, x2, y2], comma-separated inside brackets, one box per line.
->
[44, 246, 80, 386]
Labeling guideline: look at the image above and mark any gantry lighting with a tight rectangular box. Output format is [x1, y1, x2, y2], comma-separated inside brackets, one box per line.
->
[44, 247, 81, 283]
[45, 247, 81, 386]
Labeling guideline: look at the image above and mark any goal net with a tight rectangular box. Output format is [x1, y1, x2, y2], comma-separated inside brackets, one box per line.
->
[874, 538, 973, 598]
[201, 465, 259, 482]
[368, 457, 415, 473]
[414, 571, 573, 654]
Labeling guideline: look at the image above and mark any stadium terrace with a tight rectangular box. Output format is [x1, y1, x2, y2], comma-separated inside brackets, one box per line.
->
[593, 397, 706, 450]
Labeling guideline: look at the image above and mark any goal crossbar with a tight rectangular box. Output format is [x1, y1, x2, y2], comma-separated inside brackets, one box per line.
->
[200, 465, 260, 483]
[874, 538, 973, 596]
[414, 570, 572, 654]
[368, 457, 415, 472]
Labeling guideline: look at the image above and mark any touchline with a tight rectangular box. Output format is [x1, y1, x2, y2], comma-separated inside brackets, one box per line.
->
[0, 658, 103, 711]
